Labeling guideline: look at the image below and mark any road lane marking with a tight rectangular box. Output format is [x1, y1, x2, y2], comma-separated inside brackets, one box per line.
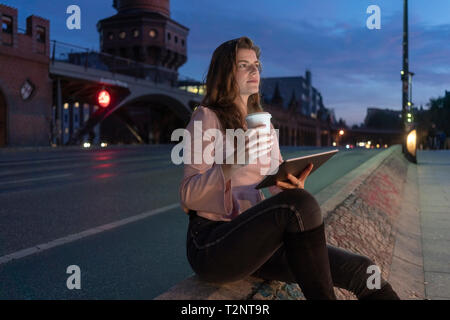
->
[0, 203, 180, 265]
[0, 155, 170, 176]
[0, 174, 73, 185]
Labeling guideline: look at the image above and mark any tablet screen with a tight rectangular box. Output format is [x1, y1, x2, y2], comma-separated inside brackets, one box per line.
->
[255, 149, 339, 189]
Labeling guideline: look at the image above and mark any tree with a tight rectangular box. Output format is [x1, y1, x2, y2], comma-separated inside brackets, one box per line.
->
[427, 93, 450, 135]
[363, 109, 402, 129]
[416, 92, 450, 149]
[337, 118, 347, 128]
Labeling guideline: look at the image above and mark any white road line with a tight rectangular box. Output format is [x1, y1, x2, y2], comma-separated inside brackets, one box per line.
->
[0, 203, 180, 265]
[0, 155, 169, 177]
[0, 173, 73, 186]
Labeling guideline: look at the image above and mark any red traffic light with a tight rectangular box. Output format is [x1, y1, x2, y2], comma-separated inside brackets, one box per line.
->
[97, 89, 111, 108]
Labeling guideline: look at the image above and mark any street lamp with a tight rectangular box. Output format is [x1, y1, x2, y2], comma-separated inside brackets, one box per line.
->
[336, 129, 344, 147]
[401, 0, 416, 163]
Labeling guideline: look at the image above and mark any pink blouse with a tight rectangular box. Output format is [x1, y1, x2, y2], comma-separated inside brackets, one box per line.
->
[179, 105, 284, 221]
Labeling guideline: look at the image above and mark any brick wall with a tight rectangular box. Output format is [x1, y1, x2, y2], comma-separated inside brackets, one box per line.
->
[251, 151, 408, 300]
[0, 4, 52, 146]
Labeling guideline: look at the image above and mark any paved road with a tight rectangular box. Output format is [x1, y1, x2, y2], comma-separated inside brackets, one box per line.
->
[417, 150, 450, 300]
[0, 145, 383, 299]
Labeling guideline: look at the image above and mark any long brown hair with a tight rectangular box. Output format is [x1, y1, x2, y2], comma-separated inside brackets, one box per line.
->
[201, 36, 264, 132]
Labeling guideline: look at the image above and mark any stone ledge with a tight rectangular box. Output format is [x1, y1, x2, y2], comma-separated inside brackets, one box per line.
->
[388, 160, 425, 299]
[315, 145, 398, 217]
[155, 275, 266, 300]
[155, 145, 423, 300]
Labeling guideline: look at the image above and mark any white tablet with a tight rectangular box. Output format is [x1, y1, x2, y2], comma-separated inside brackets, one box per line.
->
[255, 149, 339, 189]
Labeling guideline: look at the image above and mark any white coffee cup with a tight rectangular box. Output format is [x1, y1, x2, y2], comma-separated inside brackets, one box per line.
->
[245, 112, 272, 133]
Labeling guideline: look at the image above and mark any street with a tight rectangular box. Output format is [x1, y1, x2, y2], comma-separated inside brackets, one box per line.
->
[0, 145, 383, 299]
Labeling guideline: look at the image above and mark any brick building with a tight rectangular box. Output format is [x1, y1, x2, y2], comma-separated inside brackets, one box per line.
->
[97, 0, 188, 85]
[260, 70, 336, 146]
[178, 70, 336, 147]
[0, 1, 334, 148]
[0, 4, 52, 147]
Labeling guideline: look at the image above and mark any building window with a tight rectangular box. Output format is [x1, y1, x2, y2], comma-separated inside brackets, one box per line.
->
[133, 46, 141, 61]
[2, 15, 13, 46]
[133, 29, 140, 38]
[119, 47, 127, 58]
[149, 29, 157, 38]
[108, 32, 114, 40]
[36, 26, 46, 43]
[181, 39, 185, 47]
[174, 36, 178, 43]
[2, 15, 12, 34]
[167, 32, 171, 40]
[83, 103, 89, 121]
[119, 31, 126, 39]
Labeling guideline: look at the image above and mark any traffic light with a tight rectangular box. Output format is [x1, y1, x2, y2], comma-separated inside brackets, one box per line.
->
[97, 89, 111, 108]
[407, 112, 413, 123]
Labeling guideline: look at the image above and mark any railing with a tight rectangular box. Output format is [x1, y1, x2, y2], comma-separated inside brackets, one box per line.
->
[50, 40, 200, 89]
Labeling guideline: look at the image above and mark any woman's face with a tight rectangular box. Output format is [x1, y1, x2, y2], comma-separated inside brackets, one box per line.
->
[235, 48, 260, 98]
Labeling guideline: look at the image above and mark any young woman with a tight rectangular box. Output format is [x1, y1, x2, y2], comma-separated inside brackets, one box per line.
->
[179, 36, 400, 300]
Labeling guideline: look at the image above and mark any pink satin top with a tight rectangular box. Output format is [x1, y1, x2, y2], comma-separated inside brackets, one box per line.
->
[179, 105, 284, 221]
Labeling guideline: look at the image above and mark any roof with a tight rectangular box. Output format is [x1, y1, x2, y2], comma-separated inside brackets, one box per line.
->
[97, 11, 189, 31]
[260, 76, 306, 110]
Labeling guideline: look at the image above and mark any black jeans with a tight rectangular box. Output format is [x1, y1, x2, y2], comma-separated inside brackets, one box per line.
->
[186, 188, 394, 299]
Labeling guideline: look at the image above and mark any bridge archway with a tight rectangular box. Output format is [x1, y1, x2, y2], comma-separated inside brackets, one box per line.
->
[101, 93, 194, 144]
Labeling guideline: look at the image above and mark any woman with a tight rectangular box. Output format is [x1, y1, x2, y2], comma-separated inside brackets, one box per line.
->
[179, 36, 400, 300]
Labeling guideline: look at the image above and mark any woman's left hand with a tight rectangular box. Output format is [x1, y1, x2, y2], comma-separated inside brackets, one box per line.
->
[275, 163, 314, 190]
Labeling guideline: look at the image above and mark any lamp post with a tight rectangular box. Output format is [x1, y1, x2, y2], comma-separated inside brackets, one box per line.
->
[405, 71, 414, 127]
[401, 0, 417, 163]
[401, 0, 409, 137]
[337, 129, 344, 146]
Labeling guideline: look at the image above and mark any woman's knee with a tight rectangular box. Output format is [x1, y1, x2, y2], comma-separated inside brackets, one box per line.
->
[278, 188, 323, 231]
[354, 255, 377, 276]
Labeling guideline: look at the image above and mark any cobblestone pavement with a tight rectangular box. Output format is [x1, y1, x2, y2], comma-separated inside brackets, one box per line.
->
[252, 150, 408, 300]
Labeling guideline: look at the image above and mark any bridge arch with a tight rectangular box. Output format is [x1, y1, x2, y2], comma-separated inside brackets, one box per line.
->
[100, 92, 196, 144]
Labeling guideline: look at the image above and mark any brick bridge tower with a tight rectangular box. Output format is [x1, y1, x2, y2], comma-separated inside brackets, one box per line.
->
[97, 0, 188, 85]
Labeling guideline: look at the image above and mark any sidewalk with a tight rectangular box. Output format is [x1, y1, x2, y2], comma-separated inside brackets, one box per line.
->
[417, 150, 450, 300]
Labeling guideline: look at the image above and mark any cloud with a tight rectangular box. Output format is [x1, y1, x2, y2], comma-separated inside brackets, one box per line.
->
[177, 7, 450, 124]
[8, 0, 448, 125]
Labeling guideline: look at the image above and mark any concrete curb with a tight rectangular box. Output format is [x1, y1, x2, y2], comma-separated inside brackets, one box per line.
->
[388, 161, 425, 299]
[315, 145, 398, 217]
[155, 145, 413, 300]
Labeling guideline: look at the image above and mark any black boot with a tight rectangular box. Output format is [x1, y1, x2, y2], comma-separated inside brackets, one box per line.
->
[359, 282, 401, 300]
[283, 223, 337, 300]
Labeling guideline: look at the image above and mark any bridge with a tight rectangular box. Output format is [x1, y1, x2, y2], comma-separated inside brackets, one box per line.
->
[49, 40, 202, 145]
